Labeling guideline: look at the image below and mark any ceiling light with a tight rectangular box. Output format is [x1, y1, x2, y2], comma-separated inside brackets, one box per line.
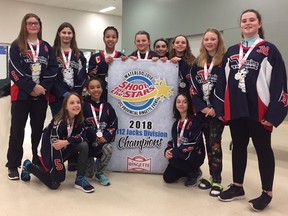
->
[99, 6, 116, 13]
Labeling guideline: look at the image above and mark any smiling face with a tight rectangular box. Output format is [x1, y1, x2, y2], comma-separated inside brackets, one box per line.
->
[203, 31, 219, 56]
[154, 40, 168, 57]
[66, 94, 82, 119]
[104, 29, 118, 51]
[59, 27, 73, 46]
[88, 79, 103, 102]
[172, 36, 187, 56]
[26, 17, 40, 36]
[241, 11, 262, 38]
[135, 34, 150, 53]
[176, 94, 188, 116]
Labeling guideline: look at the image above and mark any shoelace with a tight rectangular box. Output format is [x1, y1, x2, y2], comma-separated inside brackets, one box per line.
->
[78, 176, 90, 186]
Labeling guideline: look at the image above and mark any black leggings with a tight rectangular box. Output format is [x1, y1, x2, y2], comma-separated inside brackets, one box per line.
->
[163, 158, 199, 183]
[229, 118, 274, 191]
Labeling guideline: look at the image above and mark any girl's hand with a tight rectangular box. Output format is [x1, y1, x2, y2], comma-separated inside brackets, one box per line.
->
[261, 119, 273, 127]
[121, 56, 129, 61]
[105, 56, 114, 64]
[218, 116, 225, 122]
[206, 107, 216, 117]
[130, 56, 138, 61]
[165, 148, 173, 160]
[170, 57, 181, 64]
[151, 57, 159, 62]
[160, 57, 168, 62]
[96, 136, 107, 144]
[31, 84, 46, 96]
[52, 140, 69, 150]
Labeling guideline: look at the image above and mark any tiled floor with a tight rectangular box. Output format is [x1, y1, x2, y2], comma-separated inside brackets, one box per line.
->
[0, 96, 287, 216]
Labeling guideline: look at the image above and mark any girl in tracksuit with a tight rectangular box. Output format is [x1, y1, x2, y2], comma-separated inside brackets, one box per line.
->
[163, 92, 205, 186]
[6, 13, 58, 180]
[20, 93, 94, 193]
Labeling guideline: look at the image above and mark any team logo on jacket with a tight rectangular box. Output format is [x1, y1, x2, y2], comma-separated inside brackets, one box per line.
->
[110, 70, 174, 116]
[281, 92, 288, 107]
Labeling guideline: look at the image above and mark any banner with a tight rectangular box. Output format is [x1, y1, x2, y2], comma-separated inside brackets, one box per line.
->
[106, 59, 178, 173]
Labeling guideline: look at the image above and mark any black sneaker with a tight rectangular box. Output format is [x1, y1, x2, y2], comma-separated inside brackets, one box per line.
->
[218, 184, 245, 201]
[74, 176, 95, 193]
[8, 168, 19, 180]
[184, 169, 202, 187]
[249, 192, 272, 211]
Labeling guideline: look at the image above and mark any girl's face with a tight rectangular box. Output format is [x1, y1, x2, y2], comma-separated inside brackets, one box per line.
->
[172, 36, 187, 56]
[88, 80, 103, 101]
[203, 31, 219, 55]
[176, 95, 188, 115]
[135, 34, 150, 53]
[241, 12, 262, 38]
[154, 41, 168, 57]
[26, 17, 40, 36]
[104, 29, 118, 50]
[66, 94, 81, 118]
[59, 27, 73, 45]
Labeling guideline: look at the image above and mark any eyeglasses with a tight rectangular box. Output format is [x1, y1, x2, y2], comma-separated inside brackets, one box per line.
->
[26, 22, 40, 27]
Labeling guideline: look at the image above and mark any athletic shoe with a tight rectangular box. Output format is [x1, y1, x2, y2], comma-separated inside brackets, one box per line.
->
[249, 192, 272, 212]
[218, 184, 245, 201]
[8, 168, 19, 180]
[74, 176, 94, 193]
[95, 171, 111, 186]
[210, 183, 223, 197]
[198, 178, 212, 190]
[21, 159, 32, 182]
[184, 169, 202, 187]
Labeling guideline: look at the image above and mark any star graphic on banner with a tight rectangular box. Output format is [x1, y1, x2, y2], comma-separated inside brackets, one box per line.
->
[154, 77, 162, 85]
[155, 79, 173, 99]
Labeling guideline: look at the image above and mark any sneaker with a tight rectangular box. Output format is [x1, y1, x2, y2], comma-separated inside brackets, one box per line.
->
[249, 192, 272, 212]
[74, 176, 94, 193]
[210, 183, 223, 197]
[218, 184, 245, 201]
[184, 169, 202, 187]
[198, 178, 212, 190]
[8, 168, 19, 180]
[21, 159, 32, 182]
[95, 171, 111, 186]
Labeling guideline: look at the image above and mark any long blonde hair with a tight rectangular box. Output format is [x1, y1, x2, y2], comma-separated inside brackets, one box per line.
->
[196, 28, 226, 67]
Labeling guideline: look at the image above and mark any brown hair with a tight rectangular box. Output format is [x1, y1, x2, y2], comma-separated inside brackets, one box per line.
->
[169, 34, 196, 66]
[16, 13, 42, 54]
[240, 9, 264, 39]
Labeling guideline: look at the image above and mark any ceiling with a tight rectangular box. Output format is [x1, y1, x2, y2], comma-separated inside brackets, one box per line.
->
[9, 0, 122, 16]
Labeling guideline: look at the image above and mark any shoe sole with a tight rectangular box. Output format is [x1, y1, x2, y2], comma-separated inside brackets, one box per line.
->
[95, 177, 111, 186]
[8, 176, 20, 180]
[74, 185, 95, 193]
[218, 195, 245, 202]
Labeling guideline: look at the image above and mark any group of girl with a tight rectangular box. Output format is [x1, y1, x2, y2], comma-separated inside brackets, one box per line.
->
[6, 9, 288, 211]
[6, 13, 118, 193]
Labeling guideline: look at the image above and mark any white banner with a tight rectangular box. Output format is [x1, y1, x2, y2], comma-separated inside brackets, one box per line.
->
[106, 59, 178, 173]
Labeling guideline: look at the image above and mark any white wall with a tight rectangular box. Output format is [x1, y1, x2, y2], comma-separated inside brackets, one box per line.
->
[0, 0, 122, 51]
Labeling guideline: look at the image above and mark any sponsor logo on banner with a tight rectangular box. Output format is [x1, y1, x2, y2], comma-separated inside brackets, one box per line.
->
[127, 155, 151, 172]
[110, 69, 174, 116]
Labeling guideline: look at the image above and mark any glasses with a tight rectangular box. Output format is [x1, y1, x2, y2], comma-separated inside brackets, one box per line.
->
[26, 22, 40, 27]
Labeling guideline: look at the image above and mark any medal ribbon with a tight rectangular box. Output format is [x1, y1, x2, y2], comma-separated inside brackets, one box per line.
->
[67, 119, 74, 138]
[104, 50, 116, 58]
[177, 119, 188, 147]
[61, 49, 72, 69]
[28, 39, 39, 63]
[137, 50, 149, 59]
[238, 38, 262, 69]
[90, 103, 103, 130]
[204, 61, 214, 81]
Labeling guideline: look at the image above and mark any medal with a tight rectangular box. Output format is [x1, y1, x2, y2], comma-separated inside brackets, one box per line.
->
[179, 81, 186, 88]
[31, 62, 41, 84]
[63, 67, 74, 87]
[96, 130, 103, 137]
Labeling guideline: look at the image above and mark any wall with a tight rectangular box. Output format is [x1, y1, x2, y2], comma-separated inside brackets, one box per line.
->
[0, 0, 122, 51]
[122, 0, 288, 65]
